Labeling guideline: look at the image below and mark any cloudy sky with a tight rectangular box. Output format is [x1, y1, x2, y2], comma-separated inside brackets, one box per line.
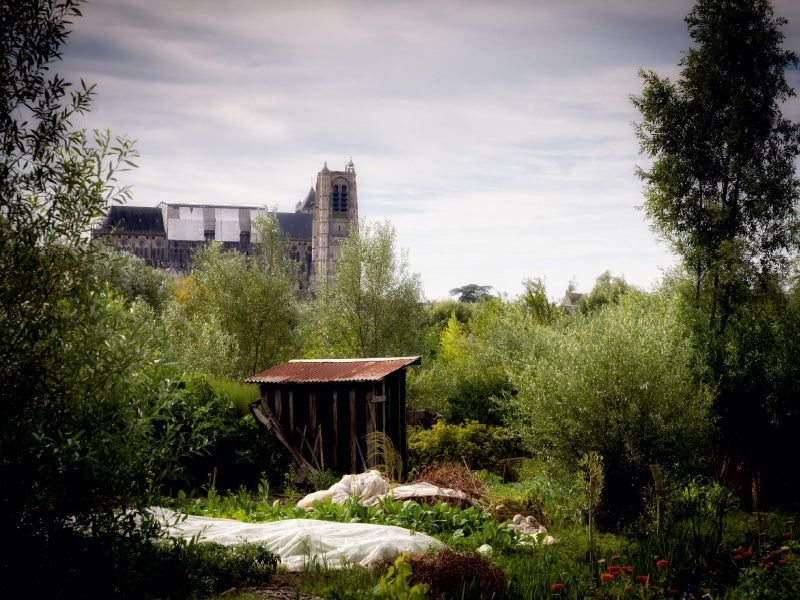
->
[61, 0, 800, 301]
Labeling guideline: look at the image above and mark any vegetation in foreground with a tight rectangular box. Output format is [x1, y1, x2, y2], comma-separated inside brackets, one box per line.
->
[164, 462, 798, 600]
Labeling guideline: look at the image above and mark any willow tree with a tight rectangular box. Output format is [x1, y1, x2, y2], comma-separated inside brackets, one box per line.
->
[632, 0, 800, 505]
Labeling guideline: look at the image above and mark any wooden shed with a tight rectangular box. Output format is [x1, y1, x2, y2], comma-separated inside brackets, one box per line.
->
[246, 357, 420, 478]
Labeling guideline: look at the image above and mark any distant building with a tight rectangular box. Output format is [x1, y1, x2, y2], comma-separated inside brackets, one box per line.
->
[91, 160, 358, 284]
[560, 291, 584, 315]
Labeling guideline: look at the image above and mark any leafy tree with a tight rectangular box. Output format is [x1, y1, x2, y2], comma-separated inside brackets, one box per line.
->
[519, 277, 561, 324]
[509, 290, 714, 527]
[632, 0, 800, 506]
[165, 208, 300, 378]
[632, 0, 800, 344]
[0, 6, 221, 594]
[300, 219, 426, 358]
[408, 299, 522, 423]
[89, 247, 172, 311]
[449, 283, 495, 303]
[574, 271, 639, 316]
[2, 0, 133, 526]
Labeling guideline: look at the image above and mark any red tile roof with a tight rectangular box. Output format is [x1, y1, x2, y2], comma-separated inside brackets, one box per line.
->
[245, 357, 421, 384]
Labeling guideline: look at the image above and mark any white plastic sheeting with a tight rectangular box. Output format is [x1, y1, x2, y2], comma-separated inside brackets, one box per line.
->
[150, 507, 445, 571]
[296, 471, 480, 509]
[297, 471, 390, 508]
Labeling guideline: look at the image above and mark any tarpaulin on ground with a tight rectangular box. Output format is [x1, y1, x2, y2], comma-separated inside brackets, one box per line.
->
[150, 507, 445, 571]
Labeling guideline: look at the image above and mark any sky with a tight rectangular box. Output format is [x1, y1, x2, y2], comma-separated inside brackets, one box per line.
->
[60, 0, 800, 302]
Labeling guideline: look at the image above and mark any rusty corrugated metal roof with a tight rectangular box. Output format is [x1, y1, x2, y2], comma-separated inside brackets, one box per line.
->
[245, 357, 421, 384]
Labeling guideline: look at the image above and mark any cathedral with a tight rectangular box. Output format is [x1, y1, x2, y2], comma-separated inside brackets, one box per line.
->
[92, 160, 358, 284]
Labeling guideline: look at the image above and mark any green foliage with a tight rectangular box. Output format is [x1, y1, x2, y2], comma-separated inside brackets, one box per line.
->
[574, 271, 638, 316]
[164, 209, 300, 379]
[442, 369, 511, 426]
[726, 520, 800, 600]
[300, 219, 426, 358]
[409, 299, 530, 419]
[509, 290, 714, 527]
[633, 0, 800, 299]
[373, 555, 430, 600]
[208, 377, 261, 414]
[89, 247, 171, 311]
[1, 0, 145, 536]
[309, 468, 343, 492]
[632, 0, 800, 508]
[154, 376, 281, 495]
[486, 465, 586, 526]
[519, 277, 561, 324]
[408, 420, 523, 473]
[449, 283, 495, 303]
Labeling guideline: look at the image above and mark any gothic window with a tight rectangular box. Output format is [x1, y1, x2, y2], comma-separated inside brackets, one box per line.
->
[332, 184, 340, 211]
[340, 185, 348, 211]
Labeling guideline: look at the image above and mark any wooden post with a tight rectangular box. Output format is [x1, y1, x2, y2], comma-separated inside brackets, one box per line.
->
[332, 389, 338, 470]
[650, 464, 665, 535]
[350, 387, 357, 473]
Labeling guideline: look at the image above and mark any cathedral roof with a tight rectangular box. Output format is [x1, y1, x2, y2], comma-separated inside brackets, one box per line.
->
[276, 212, 312, 239]
[298, 187, 315, 211]
[100, 206, 165, 234]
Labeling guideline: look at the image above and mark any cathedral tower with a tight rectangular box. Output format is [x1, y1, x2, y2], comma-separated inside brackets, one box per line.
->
[311, 159, 358, 286]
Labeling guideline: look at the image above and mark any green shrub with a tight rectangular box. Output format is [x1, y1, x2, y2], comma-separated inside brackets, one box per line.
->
[408, 420, 523, 473]
[1, 512, 278, 599]
[309, 468, 343, 491]
[156, 376, 281, 495]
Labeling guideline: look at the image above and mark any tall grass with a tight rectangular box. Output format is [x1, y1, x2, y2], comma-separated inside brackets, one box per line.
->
[208, 377, 261, 413]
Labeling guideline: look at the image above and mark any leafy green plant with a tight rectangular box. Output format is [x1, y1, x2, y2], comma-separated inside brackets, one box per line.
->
[373, 555, 429, 600]
[408, 420, 522, 473]
[309, 468, 342, 492]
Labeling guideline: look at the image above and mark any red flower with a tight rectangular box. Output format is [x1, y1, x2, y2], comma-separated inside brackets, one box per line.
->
[600, 573, 615, 582]
[611, 555, 621, 561]
[769, 550, 781, 558]
[779, 559, 787, 566]
[622, 565, 633, 574]
[551, 583, 564, 591]
[782, 532, 791, 538]
[635, 575, 650, 584]
[608, 565, 622, 573]
[668, 590, 680, 596]
[743, 551, 753, 559]
[624, 586, 633, 593]
[656, 560, 669, 569]
[765, 562, 776, 570]
[733, 554, 743, 561]
[735, 546, 747, 554]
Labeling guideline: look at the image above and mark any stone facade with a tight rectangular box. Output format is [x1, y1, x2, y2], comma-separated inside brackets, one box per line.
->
[92, 161, 358, 284]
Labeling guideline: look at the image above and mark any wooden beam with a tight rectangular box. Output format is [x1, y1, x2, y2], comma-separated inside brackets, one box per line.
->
[250, 401, 317, 479]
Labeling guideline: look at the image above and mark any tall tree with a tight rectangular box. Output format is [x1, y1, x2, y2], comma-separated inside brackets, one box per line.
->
[1, 0, 221, 575]
[300, 219, 426, 358]
[632, 0, 800, 341]
[632, 0, 800, 505]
